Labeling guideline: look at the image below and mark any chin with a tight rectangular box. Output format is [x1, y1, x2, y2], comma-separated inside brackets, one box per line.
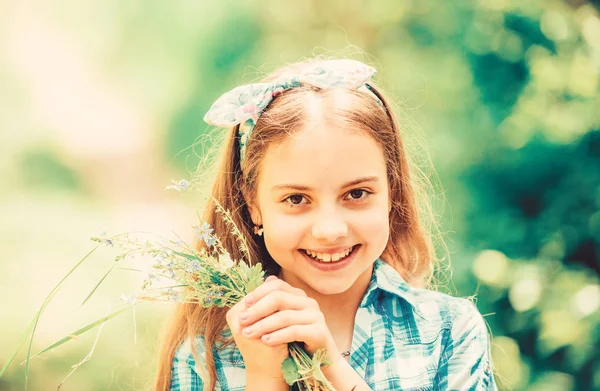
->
[300, 273, 360, 296]
[311, 282, 352, 296]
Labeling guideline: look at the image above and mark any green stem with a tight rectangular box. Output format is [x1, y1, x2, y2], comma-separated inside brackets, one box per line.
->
[0, 244, 101, 389]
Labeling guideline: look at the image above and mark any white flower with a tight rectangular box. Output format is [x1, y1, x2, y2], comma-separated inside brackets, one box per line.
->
[120, 292, 137, 305]
[218, 252, 235, 271]
[165, 179, 189, 192]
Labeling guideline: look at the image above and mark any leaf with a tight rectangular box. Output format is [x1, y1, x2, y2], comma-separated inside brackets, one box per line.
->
[312, 348, 331, 367]
[115, 267, 144, 272]
[237, 261, 251, 280]
[172, 249, 199, 262]
[27, 304, 135, 359]
[246, 265, 264, 294]
[0, 244, 101, 387]
[307, 349, 336, 390]
[281, 357, 300, 385]
[209, 273, 223, 285]
[80, 262, 118, 306]
[0, 319, 35, 378]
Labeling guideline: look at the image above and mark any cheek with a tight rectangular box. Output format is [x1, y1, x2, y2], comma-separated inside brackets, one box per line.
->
[347, 195, 391, 252]
[263, 212, 308, 251]
[354, 206, 390, 241]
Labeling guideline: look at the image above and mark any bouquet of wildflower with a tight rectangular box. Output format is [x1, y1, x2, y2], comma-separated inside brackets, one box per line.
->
[0, 197, 337, 391]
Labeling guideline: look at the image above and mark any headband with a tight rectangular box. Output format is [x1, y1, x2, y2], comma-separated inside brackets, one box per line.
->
[203, 59, 382, 161]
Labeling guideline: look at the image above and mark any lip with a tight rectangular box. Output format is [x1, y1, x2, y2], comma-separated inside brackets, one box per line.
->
[299, 244, 361, 272]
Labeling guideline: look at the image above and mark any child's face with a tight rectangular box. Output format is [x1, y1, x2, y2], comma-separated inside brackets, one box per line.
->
[251, 124, 391, 296]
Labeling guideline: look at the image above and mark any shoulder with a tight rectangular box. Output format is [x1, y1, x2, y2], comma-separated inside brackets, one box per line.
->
[410, 287, 487, 328]
[405, 291, 496, 388]
[374, 260, 487, 331]
[378, 281, 489, 345]
[408, 286, 489, 342]
[406, 288, 493, 356]
[174, 335, 208, 364]
[171, 336, 208, 390]
[172, 333, 247, 391]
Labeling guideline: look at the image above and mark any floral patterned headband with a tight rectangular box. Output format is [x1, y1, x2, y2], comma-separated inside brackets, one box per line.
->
[203, 59, 383, 161]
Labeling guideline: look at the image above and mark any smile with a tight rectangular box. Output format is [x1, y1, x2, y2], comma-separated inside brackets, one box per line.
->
[300, 244, 359, 263]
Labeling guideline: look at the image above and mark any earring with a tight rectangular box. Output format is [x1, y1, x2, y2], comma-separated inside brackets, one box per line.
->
[253, 224, 263, 236]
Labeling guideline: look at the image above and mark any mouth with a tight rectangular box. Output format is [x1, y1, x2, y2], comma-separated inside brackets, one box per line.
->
[299, 244, 360, 264]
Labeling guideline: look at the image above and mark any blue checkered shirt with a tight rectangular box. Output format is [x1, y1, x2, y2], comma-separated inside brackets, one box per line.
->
[170, 259, 497, 390]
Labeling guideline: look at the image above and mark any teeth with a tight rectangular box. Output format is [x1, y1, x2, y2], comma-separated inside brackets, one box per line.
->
[304, 246, 354, 262]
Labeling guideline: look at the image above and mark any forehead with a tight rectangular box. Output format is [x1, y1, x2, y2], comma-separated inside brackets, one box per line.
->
[258, 125, 387, 189]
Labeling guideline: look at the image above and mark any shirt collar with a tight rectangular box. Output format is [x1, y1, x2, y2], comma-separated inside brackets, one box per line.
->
[361, 258, 421, 311]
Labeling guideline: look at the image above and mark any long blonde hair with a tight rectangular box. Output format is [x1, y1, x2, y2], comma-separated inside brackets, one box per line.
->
[154, 58, 441, 390]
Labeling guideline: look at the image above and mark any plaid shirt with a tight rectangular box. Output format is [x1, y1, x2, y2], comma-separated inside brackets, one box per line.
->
[170, 259, 497, 390]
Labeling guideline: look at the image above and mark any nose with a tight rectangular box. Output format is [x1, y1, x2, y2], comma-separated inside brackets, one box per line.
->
[311, 208, 348, 242]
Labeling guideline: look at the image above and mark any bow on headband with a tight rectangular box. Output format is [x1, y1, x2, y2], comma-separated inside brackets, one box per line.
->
[203, 59, 382, 160]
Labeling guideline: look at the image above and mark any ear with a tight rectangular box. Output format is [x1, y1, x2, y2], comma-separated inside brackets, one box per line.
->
[247, 201, 262, 226]
[242, 189, 262, 225]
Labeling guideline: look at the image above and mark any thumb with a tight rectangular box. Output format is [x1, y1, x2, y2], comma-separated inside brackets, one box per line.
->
[226, 302, 245, 333]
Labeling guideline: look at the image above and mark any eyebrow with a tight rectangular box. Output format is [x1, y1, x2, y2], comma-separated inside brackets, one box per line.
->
[272, 176, 380, 192]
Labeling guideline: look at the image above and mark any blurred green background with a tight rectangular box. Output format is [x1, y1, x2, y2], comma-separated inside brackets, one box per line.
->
[1, 0, 599, 390]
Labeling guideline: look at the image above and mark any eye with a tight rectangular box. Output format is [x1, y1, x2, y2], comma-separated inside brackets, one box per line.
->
[345, 189, 371, 201]
[284, 194, 307, 206]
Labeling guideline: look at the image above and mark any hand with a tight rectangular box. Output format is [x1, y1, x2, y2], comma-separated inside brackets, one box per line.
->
[237, 275, 342, 363]
[226, 283, 289, 380]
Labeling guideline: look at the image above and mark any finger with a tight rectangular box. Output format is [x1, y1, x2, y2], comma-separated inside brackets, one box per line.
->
[245, 277, 306, 308]
[241, 309, 315, 338]
[225, 301, 247, 333]
[240, 290, 308, 326]
[260, 324, 319, 347]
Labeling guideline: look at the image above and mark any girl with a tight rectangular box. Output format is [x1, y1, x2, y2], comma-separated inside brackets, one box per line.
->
[155, 59, 497, 391]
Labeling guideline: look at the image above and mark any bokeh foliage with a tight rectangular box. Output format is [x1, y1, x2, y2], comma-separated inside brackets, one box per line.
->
[1, 0, 598, 390]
